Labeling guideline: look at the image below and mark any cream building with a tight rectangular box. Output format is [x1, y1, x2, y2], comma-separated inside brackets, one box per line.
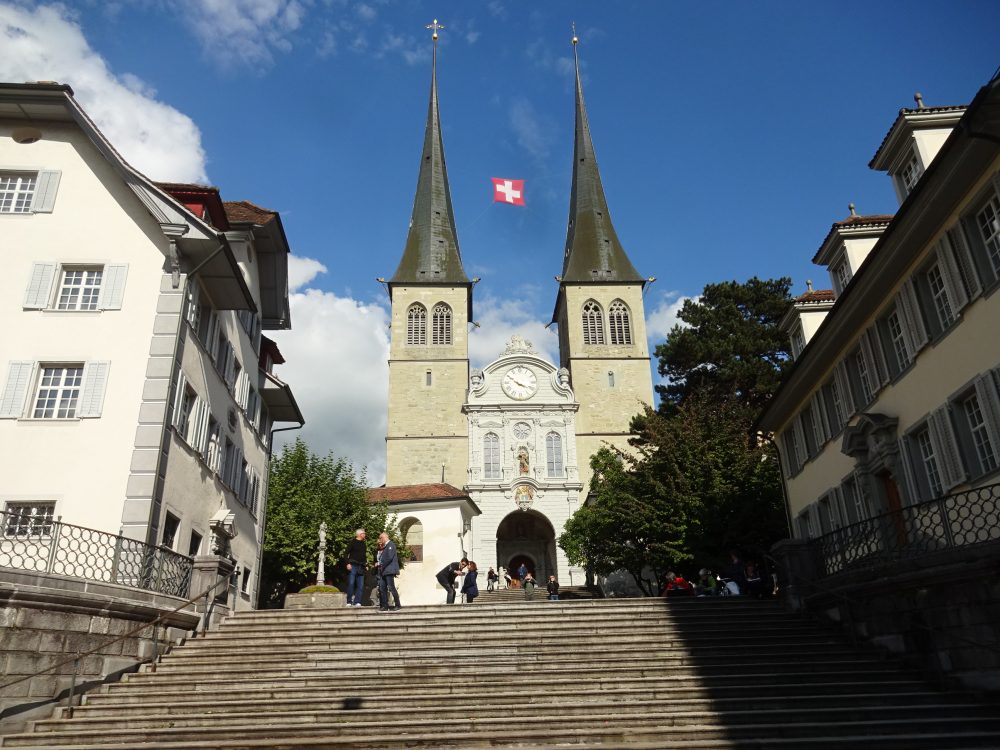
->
[373, 37, 653, 603]
[758, 81, 1000, 539]
[0, 83, 303, 609]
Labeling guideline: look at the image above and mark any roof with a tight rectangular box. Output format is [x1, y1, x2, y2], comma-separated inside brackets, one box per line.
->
[795, 289, 835, 303]
[813, 213, 893, 264]
[367, 483, 470, 504]
[259, 335, 286, 366]
[870, 104, 967, 170]
[224, 200, 277, 225]
[558, 42, 644, 286]
[156, 182, 230, 231]
[389, 42, 468, 286]
[833, 214, 895, 228]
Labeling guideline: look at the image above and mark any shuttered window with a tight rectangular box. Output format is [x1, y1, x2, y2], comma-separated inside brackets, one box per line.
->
[431, 303, 452, 345]
[33, 365, 83, 419]
[0, 172, 36, 213]
[406, 304, 427, 345]
[608, 300, 632, 345]
[976, 192, 1000, 276]
[582, 301, 605, 345]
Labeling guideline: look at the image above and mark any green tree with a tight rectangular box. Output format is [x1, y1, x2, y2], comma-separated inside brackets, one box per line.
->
[258, 438, 403, 608]
[655, 277, 793, 413]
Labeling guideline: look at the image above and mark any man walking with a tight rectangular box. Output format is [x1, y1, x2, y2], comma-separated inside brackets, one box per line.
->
[436, 558, 468, 604]
[376, 532, 401, 612]
[345, 529, 367, 607]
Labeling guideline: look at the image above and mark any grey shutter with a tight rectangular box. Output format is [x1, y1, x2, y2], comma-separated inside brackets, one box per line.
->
[936, 238, 969, 312]
[868, 328, 890, 386]
[947, 226, 982, 299]
[78, 361, 110, 418]
[973, 374, 1000, 463]
[30, 170, 61, 213]
[834, 361, 855, 417]
[0, 361, 35, 419]
[896, 279, 929, 352]
[831, 486, 847, 527]
[929, 406, 966, 490]
[98, 264, 129, 310]
[812, 392, 830, 443]
[193, 400, 210, 456]
[171, 371, 188, 431]
[896, 437, 920, 506]
[792, 415, 808, 467]
[23, 262, 57, 309]
[859, 329, 886, 389]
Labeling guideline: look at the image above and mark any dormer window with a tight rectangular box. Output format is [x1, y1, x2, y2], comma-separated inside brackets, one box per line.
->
[831, 258, 852, 296]
[896, 148, 924, 198]
[790, 325, 806, 359]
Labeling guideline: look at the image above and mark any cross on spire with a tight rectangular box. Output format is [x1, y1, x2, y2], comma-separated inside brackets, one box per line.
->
[426, 18, 444, 41]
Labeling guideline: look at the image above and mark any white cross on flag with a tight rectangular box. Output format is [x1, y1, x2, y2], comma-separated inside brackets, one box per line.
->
[492, 177, 525, 206]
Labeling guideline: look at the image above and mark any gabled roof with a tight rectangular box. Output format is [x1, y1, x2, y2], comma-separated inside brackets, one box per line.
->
[795, 289, 835, 303]
[559, 40, 644, 286]
[224, 200, 277, 225]
[870, 104, 966, 170]
[813, 213, 893, 265]
[390, 41, 468, 287]
[368, 483, 469, 504]
[223, 201, 292, 331]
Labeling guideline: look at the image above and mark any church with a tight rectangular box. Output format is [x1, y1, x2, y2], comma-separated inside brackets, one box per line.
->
[368, 30, 654, 605]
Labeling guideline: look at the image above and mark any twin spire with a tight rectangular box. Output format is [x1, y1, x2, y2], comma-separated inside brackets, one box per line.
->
[391, 23, 642, 287]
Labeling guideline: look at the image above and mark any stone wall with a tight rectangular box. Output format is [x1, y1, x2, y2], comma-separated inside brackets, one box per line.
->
[0, 570, 200, 735]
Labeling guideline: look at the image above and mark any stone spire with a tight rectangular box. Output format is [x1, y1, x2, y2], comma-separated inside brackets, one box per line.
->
[560, 31, 644, 284]
[391, 21, 468, 284]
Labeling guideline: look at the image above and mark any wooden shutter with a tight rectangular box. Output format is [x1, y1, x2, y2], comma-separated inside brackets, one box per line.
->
[895, 278, 929, 353]
[0, 361, 35, 419]
[947, 226, 982, 299]
[859, 328, 888, 389]
[834, 361, 855, 417]
[98, 264, 129, 310]
[792, 416, 808, 468]
[896, 437, 920, 506]
[23, 262, 57, 309]
[928, 406, 966, 490]
[974, 374, 1000, 462]
[812, 392, 830, 443]
[171, 371, 188, 430]
[77, 361, 110, 418]
[936, 238, 969, 312]
[30, 170, 61, 213]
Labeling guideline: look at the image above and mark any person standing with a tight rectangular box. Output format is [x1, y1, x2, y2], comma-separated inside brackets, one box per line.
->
[376, 532, 401, 611]
[345, 529, 367, 607]
[523, 572, 537, 600]
[486, 567, 498, 592]
[462, 562, 480, 603]
[436, 558, 468, 604]
[546, 575, 559, 601]
[517, 562, 528, 585]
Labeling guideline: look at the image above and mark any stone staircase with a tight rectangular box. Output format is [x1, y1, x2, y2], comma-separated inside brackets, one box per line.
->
[3, 597, 1000, 748]
[477, 584, 598, 602]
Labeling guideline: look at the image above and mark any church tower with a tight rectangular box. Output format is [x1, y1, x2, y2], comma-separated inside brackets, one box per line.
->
[553, 33, 654, 496]
[385, 26, 471, 488]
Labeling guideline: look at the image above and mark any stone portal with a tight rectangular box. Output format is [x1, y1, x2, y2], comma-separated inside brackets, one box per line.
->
[496, 509, 557, 584]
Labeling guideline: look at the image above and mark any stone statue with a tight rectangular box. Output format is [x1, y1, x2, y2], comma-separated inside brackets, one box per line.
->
[557, 367, 570, 388]
[502, 335, 535, 356]
[517, 447, 529, 475]
[470, 368, 484, 388]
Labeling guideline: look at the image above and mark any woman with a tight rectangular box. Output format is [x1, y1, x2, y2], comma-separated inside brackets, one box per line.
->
[461, 561, 479, 603]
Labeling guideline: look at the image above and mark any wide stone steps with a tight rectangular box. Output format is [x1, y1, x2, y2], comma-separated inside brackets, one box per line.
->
[3, 597, 998, 748]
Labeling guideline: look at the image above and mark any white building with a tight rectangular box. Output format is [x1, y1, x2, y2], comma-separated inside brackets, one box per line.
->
[0, 82, 303, 609]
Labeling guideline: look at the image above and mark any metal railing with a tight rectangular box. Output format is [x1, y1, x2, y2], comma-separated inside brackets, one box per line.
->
[0, 509, 193, 598]
[812, 481, 1000, 577]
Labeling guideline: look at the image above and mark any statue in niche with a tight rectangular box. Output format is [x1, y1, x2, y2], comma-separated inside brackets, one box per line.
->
[517, 447, 529, 476]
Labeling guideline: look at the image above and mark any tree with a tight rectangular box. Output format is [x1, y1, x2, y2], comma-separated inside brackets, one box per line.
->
[258, 438, 403, 608]
[655, 277, 793, 413]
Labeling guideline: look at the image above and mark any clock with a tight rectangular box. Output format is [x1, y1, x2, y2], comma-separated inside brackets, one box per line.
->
[502, 366, 537, 400]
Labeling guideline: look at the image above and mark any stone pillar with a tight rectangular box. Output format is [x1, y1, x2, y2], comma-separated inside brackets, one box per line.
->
[190, 555, 236, 630]
[770, 538, 819, 612]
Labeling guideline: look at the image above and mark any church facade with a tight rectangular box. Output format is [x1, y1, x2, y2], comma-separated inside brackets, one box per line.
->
[372, 35, 653, 604]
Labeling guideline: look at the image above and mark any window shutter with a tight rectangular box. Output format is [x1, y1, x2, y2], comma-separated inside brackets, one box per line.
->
[928, 407, 966, 490]
[947, 227, 982, 299]
[171, 371, 188, 430]
[834, 361, 855, 417]
[77, 361, 111, 418]
[896, 279, 929, 353]
[30, 170, 61, 213]
[792, 415, 808, 468]
[206, 312, 219, 359]
[98, 264, 129, 310]
[812, 392, 830, 443]
[859, 328, 887, 389]
[973, 374, 1000, 462]
[23, 262, 57, 309]
[896, 437, 920, 506]
[936, 238, 969, 312]
[0, 361, 35, 419]
[831, 486, 847, 527]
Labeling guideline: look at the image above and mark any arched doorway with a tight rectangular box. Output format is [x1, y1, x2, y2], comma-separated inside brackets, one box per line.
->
[496, 510, 556, 586]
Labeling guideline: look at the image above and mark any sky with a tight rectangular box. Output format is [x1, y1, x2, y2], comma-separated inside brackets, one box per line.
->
[2, 0, 998, 484]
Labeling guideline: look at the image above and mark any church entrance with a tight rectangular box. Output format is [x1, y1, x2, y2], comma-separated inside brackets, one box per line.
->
[496, 510, 557, 587]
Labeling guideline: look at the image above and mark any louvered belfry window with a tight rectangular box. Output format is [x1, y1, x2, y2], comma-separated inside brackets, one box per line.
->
[582, 300, 605, 345]
[608, 300, 632, 345]
[407, 304, 427, 345]
[432, 303, 452, 345]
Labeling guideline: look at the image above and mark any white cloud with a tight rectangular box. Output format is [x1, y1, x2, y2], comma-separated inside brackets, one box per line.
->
[287, 255, 328, 292]
[469, 294, 559, 369]
[179, 0, 304, 68]
[645, 290, 694, 344]
[271, 283, 390, 485]
[0, 3, 208, 182]
[356, 3, 376, 21]
[509, 97, 554, 160]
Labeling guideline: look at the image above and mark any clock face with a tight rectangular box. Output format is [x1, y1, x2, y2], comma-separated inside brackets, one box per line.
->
[502, 366, 537, 400]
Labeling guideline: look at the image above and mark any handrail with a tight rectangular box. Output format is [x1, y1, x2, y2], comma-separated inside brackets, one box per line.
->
[0, 571, 232, 716]
[765, 550, 1000, 659]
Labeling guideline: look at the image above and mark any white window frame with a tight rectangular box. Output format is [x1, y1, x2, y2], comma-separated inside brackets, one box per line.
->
[483, 433, 501, 480]
[915, 426, 943, 498]
[0, 172, 36, 214]
[545, 432, 564, 477]
[963, 392, 998, 475]
[3, 501, 55, 537]
[926, 263, 955, 330]
[32, 364, 84, 419]
[832, 257, 852, 296]
[885, 309, 911, 373]
[56, 267, 104, 311]
[975, 191, 1000, 276]
[898, 148, 923, 196]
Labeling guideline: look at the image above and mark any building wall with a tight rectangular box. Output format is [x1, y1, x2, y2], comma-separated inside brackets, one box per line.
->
[390, 505, 468, 605]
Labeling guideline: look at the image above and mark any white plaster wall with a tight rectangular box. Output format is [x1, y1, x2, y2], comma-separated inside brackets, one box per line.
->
[914, 128, 955, 171]
[844, 237, 880, 276]
[800, 308, 831, 345]
[391, 505, 467, 605]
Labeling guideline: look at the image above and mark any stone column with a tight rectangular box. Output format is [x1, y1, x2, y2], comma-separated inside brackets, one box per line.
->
[770, 538, 819, 612]
[190, 555, 237, 630]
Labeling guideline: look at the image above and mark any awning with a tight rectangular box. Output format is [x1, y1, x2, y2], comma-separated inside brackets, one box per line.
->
[261, 371, 304, 425]
[182, 237, 257, 312]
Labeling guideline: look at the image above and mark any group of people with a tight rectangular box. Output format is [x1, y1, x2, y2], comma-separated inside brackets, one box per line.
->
[345, 528, 401, 611]
[659, 551, 773, 599]
[436, 559, 561, 602]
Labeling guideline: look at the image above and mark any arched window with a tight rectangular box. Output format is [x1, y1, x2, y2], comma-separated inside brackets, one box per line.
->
[582, 300, 606, 345]
[546, 433, 563, 477]
[431, 303, 452, 345]
[483, 433, 501, 479]
[608, 300, 633, 345]
[400, 517, 423, 562]
[406, 304, 426, 345]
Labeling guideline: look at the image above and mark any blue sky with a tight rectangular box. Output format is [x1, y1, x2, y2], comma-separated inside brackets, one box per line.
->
[2, 0, 998, 482]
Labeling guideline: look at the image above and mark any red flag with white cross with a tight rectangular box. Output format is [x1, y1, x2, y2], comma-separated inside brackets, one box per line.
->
[492, 177, 525, 206]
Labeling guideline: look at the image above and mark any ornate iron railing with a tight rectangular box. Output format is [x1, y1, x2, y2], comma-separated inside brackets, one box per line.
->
[812, 481, 1000, 577]
[0, 508, 193, 597]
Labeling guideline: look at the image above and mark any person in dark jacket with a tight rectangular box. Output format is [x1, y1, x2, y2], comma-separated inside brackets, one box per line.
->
[461, 562, 479, 603]
[375, 532, 401, 611]
[486, 567, 498, 591]
[345, 529, 367, 607]
[436, 558, 468, 604]
[546, 575, 560, 601]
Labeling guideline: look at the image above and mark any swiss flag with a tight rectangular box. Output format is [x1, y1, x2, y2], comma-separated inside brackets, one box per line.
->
[492, 177, 525, 206]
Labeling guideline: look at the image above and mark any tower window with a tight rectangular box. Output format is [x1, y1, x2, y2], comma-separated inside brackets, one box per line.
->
[582, 300, 605, 345]
[608, 300, 633, 345]
[431, 303, 452, 345]
[425, 370, 432, 386]
[545, 433, 563, 477]
[483, 433, 501, 479]
[608, 371, 616, 387]
[406, 303, 427, 345]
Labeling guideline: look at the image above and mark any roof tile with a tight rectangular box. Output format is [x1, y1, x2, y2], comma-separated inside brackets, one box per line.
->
[367, 483, 469, 504]
[224, 200, 277, 225]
